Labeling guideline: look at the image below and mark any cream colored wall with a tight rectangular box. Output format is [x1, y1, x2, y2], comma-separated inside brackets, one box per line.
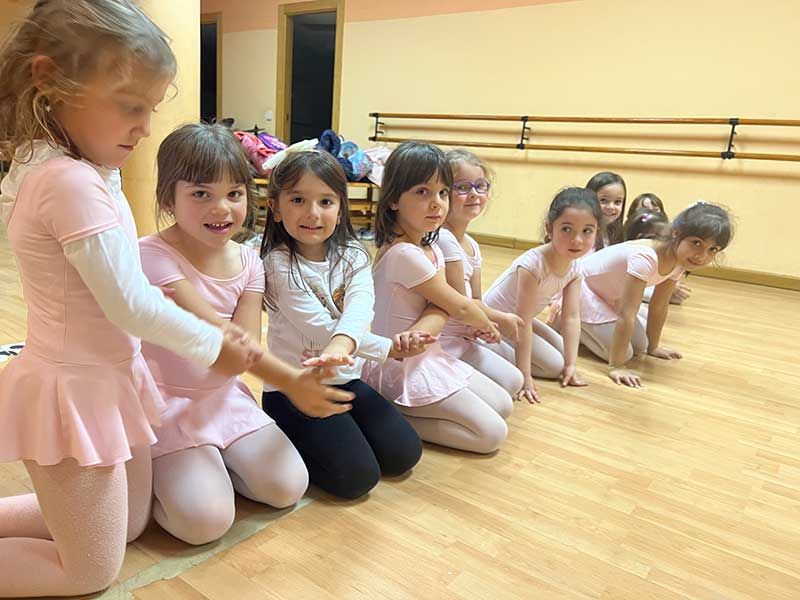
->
[219, 29, 279, 133]
[0, 0, 200, 235]
[0, 0, 31, 35]
[122, 0, 201, 235]
[338, 0, 800, 279]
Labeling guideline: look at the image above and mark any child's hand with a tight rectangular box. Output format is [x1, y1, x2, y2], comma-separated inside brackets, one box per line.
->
[389, 330, 437, 360]
[301, 352, 354, 368]
[220, 321, 256, 346]
[212, 329, 263, 376]
[560, 365, 587, 387]
[670, 280, 692, 305]
[496, 312, 525, 343]
[516, 376, 541, 403]
[647, 346, 682, 360]
[608, 367, 642, 388]
[473, 321, 502, 344]
[284, 366, 355, 418]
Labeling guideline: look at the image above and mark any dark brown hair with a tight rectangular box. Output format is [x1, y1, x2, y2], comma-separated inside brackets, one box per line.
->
[155, 122, 255, 229]
[0, 0, 176, 161]
[542, 187, 601, 242]
[627, 193, 667, 220]
[259, 150, 368, 311]
[671, 201, 733, 249]
[586, 171, 627, 250]
[375, 141, 453, 247]
[624, 209, 670, 241]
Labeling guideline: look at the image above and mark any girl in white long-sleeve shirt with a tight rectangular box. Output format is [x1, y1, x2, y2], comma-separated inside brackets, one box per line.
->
[260, 150, 428, 500]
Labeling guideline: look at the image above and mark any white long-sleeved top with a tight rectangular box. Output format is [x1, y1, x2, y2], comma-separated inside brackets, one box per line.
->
[64, 227, 222, 367]
[0, 141, 222, 367]
[263, 245, 392, 388]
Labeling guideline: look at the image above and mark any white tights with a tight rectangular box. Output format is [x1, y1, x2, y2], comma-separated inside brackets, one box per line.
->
[580, 316, 648, 362]
[491, 318, 567, 380]
[458, 341, 524, 398]
[152, 423, 308, 546]
[399, 370, 511, 454]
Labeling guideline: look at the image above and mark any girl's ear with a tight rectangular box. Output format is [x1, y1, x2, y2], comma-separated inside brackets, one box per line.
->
[268, 198, 281, 222]
[545, 222, 553, 238]
[31, 55, 57, 93]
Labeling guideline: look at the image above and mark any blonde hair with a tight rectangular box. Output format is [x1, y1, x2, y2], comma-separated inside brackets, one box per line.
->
[0, 0, 176, 161]
[445, 148, 495, 183]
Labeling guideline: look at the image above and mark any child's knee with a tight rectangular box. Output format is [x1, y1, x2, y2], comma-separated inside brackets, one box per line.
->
[160, 496, 235, 545]
[507, 367, 525, 397]
[381, 433, 423, 477]
[62, 537, 126, 595]
[474, 418, 508, 454]
[494, 392, 515, 420]
[252, 466, 309, 509]
[68, 563, 121, 596]
[327, 457, 381, 500]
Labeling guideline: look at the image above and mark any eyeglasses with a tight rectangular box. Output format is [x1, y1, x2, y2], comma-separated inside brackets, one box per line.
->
[452, 178, 491, 196]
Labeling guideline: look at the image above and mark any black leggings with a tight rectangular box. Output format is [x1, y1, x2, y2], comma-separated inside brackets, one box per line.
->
[262, 379, 422, 499]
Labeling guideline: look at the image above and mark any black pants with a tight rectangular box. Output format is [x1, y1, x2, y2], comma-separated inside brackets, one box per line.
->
[262, 379, 422, 499]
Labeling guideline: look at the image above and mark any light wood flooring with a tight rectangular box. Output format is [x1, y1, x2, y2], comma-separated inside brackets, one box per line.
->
[1, 227, 799, 599]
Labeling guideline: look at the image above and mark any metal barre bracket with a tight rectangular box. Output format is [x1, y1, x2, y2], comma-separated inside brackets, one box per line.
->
[722, 117, 739, 159]
[517, 116, 530, 150]
[369, 113, 385, 142]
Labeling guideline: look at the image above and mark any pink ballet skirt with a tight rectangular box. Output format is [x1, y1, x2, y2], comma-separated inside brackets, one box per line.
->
[0, 144, 165, 467]
[149, 377, 269, 458]
[362, 341, 472, 407]
[139, 235, 272, 458]
[438, 333, 474, 359]
[0, 349, 164, 467]
[364, 242, 472, 407]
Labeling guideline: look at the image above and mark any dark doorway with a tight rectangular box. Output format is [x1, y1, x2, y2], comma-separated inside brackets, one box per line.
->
[289, 12, 336, 143]
[200, 18, 219, 124]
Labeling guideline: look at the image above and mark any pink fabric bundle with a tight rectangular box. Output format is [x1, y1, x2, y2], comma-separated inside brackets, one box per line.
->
[234, 131, 278, 176]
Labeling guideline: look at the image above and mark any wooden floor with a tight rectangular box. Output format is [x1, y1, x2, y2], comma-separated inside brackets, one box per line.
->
[1, 227, 799, 599]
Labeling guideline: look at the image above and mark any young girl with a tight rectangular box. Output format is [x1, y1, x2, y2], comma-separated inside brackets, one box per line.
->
[260, 150, 427, 499]
[546, 171, 626, 327]
[580, 202, 732, 387]
[484, 188, 600, 402]
[624, 208, 670, 241]
[0, 2, 261, 595]
[139, 123, 310, 545]
[586, 171, 627, 250]
[365, 141, 512, 455]
[626, 192, 665, 220]
[625, 209, 692, 306]
[437, 149, 524, 398]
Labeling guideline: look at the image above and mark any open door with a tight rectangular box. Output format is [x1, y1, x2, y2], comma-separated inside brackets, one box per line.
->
[276, 0, 344, 143]
[200, 12, 222, 124]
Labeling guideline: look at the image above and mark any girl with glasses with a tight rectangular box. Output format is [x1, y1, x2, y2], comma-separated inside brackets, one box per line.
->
[437, 149, 524, 400]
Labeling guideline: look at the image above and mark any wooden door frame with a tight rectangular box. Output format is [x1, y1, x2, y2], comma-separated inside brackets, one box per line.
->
[276, 0, 344, 142]
[200, 11, 223, 121]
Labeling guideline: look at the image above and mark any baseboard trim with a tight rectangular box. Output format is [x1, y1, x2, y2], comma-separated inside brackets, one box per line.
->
[468, 232, 800, 292]
[690, 265, 800, 291]
[469, 232, 540, 251]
